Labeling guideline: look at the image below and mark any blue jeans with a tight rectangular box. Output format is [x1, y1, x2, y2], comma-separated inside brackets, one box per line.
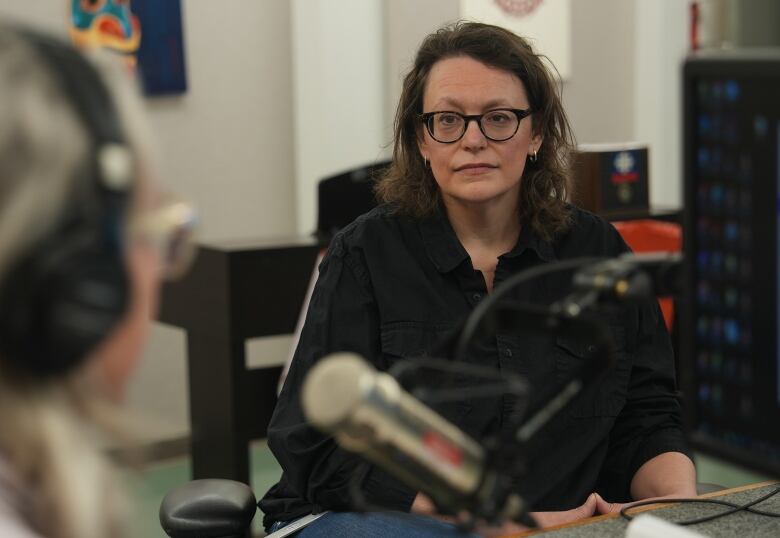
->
[268, 511, 479, 537]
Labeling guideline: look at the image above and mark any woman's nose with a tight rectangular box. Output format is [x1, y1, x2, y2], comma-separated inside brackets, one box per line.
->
[461, 118, 487, 149]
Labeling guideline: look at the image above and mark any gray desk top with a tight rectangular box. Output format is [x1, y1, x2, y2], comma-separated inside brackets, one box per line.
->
[526, 483, 780, 538]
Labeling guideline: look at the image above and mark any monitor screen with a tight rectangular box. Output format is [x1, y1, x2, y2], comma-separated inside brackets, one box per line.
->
[682, 51, 780, 477]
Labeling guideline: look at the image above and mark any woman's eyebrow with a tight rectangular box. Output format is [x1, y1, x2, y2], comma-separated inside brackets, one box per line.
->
[430, 97, 519, 110]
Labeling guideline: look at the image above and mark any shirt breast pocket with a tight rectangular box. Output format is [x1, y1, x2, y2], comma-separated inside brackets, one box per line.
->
[554, 324, 630, 418]
[379, 321, 475, 430]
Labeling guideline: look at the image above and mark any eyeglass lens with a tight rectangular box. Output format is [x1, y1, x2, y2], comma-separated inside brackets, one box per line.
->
[131, 198, 198, 280]
[163, 224, 195, 279]
[427, 110, 520, 142]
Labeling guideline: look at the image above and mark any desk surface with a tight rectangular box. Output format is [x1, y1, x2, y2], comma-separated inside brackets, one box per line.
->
[507, 481, 780, 537]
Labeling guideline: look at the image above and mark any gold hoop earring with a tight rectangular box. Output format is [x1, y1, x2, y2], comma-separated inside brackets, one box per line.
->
[423, 155, 430, 168]
[530, 149, 538, 163]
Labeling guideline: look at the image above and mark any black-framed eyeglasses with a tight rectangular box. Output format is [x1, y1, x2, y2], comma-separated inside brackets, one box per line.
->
[419, 108, 532, 143]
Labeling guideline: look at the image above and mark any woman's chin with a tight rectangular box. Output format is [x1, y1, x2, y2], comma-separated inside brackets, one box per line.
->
[445, 185, 519, 207]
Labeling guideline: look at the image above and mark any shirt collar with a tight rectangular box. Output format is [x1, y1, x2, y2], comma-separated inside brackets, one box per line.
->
[418, 205, 557, 273]
[418, 205, 470, 273]
[503, 219, 557, 263]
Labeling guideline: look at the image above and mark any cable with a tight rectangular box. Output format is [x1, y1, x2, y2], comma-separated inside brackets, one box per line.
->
[619, 486, 780, 526]
[452, 256, 603, 362]
[389, 355, 528, 407]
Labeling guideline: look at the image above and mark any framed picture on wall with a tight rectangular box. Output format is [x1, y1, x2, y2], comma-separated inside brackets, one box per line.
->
[68, 0, 187, 96]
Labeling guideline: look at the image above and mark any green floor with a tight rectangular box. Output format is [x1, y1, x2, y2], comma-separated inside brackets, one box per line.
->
[131, 445, 769, 538]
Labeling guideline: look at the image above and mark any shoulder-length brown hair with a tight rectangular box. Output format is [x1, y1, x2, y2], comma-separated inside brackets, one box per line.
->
[375, 21, 574, 241]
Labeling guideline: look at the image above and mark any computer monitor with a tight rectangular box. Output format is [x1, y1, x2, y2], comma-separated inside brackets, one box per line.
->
[682, 50, 780, 477]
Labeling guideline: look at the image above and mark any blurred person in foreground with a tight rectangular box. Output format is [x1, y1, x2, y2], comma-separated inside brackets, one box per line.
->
[0, 25, 195, 538]
[260, 21, 696, 537]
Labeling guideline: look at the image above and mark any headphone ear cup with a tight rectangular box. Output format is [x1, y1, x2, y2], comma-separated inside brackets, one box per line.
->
[40, 250, 129, 374]
[0, 244, 129, 378]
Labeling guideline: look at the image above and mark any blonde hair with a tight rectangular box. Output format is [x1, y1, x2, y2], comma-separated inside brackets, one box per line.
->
[0, 26, 154, 538]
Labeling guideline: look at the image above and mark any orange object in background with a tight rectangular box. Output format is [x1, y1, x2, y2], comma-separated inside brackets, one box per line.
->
[612, 219, 682, 332]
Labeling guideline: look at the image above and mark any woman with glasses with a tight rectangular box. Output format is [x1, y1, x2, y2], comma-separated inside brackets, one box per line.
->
[261, 22, 695, 537]
[0, 26, 195, 538]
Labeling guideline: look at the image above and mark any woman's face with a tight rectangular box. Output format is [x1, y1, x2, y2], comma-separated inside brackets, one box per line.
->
[87, 183, 162, 402]
[418, 56, 541, 212]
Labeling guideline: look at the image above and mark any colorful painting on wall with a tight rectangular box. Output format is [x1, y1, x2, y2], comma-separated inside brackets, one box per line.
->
[69, 0, 141, 64]
[68, 0, 187, 96]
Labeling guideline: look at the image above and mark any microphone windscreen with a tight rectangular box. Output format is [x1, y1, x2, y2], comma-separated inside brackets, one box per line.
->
[301, 352, 371, 431]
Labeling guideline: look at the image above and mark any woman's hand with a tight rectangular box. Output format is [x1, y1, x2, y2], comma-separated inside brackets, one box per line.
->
[475, 494, 601, 537]
[412, 492, 601, 537]
[528, 492, 600, 527]
[410, 492, 439, 516]
[592, 491, 696, 516]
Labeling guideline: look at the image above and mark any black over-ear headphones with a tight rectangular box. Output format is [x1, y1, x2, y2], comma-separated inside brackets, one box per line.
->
[0, 28, 134, 378]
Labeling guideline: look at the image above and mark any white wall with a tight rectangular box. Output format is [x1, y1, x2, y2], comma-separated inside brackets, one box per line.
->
[383, 0, 460, 142]
[146, 0, 296, 243]
[0, 2, 64, 33]
[731, 0, 780, 47]
[564, 0, 636, 144]
[634, 0, 688, 208]
[291, 0, 386, 236]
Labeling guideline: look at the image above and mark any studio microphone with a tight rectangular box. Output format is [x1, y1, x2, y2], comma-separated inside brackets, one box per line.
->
[301, 352, 526, 522]
[573, 251, 682, 302]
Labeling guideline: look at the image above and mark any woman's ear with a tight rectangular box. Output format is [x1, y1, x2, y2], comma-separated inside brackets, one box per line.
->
[417, 125, 428, 160]
[531, 133, 543, 155]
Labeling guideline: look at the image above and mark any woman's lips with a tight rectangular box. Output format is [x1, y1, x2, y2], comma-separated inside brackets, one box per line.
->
[455, 163, 498, 175]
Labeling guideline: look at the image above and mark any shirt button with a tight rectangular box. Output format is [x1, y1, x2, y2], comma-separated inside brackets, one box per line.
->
[587, 344, 597, 354]
[472, 293, 483, 302]
[503, 347, 513, 357]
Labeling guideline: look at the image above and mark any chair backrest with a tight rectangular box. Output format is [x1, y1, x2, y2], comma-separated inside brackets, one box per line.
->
[612, 219, 682, 332]
[316, 160, 390, 245]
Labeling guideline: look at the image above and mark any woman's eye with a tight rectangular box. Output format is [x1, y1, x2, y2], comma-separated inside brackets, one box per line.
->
[485, 112, 511, 123]
[438, 114, 459, 125]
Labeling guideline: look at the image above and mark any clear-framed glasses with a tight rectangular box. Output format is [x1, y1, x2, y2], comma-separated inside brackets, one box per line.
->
[419, 108, 532, 143]
[129, 195, 198, 280]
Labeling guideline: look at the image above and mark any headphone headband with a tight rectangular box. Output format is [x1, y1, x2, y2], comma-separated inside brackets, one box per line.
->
[0, 27, 133, 377]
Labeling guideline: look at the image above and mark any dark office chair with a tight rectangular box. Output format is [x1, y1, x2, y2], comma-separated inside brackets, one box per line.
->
[315, 160, 389, 245]
[159, 479, 257, 538]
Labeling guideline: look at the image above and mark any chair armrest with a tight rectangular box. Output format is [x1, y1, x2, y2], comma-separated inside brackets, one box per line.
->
[159, 478, 257, 538]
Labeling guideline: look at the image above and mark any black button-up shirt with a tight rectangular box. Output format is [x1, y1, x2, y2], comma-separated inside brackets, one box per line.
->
[259, 204, 688, 527]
